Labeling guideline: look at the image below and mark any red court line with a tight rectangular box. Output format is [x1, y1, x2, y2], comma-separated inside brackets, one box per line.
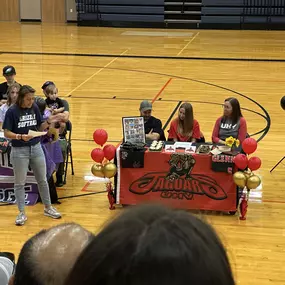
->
[82, 78, 173, 192]
[152, 78, 172, 103]
[81, 181, 91, 192]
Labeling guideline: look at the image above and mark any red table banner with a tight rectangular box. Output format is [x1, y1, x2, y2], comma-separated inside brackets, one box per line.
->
[116, 148, 237, 212]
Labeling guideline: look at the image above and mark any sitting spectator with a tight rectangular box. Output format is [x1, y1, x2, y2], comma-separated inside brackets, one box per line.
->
[212, 97, 247, 144]
[9, 223, 93, 285]
[0, 252, 15, 285]
[42, 81, 70, 187]
[168, 102, 204, 142]
[65, 204, 235, 285]
[0, 83, 20, 129]
[139, 100, 165, 141]
[45, 84, 66, 134]
[0, 66, 20, 106]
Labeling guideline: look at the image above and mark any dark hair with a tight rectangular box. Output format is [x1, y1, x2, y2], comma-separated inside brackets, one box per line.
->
[65, 204, 235, 285]
[42, 81, 54, 90]
[7, 83, 20, 106]
[14, 229, 47, 285]
[16, 85, 36, 108]
[34, 97, 47, 115]
[223, 97, 243, 124]
[178, 102, 194, 136]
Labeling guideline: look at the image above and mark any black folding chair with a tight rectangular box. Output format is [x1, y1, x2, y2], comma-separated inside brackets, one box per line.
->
[63, 121, 74, 184]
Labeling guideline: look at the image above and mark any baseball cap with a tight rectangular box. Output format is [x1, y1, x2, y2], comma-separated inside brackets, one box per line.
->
[0, 253, 15, 285]
[41, 81, 55, 90]
[140, 100, 152, 112]
[3, 66, 16, 76]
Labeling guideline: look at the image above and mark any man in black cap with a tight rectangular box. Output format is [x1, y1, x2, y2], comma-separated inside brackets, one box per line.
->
[0, 65, 18, 106]
[139, 100, 165, 141]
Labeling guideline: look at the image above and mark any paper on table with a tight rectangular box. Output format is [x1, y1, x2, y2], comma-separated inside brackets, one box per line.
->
[28, 130, 47, 138]
[210, 148, 222, 155]
[165, 144, 176, 153]
[174, 142, 192, 149]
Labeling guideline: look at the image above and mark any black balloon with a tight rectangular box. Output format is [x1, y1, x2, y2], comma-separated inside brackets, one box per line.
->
[281, 96, 285, 110]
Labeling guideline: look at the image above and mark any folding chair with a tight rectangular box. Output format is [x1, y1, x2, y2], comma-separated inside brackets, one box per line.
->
[63, 121, 75, 184]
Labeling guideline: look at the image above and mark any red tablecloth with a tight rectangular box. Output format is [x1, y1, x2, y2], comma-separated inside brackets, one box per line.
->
[116, 148, 237, 212]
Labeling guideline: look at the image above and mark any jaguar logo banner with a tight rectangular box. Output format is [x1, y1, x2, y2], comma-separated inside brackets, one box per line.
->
[0, 152, 39, 205]
[118, 152, 237, 211]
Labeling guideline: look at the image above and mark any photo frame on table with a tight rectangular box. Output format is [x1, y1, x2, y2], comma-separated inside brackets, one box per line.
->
[122, 116, 145, 144]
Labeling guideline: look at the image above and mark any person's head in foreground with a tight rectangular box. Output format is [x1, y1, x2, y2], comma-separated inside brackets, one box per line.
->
[65, 204, 235, 285]
[3, 66, 16, 85]
[11, 223, 93, 285]
[139, 100, 152, 122]
[223, 97, 242, 123]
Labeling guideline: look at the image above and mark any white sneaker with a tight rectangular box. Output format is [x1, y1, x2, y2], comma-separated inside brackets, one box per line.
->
[15, 212, 27, 226]
[44, 206, 62, 219]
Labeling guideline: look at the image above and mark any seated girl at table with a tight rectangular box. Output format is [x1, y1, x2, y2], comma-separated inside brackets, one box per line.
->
[212, 97, 247, 144]
[0, 83, 20, 129]
[168, 102, 204, 142]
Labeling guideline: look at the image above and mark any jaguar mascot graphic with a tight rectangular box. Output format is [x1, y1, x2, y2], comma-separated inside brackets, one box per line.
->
[129, 153, 228, 200]
[166, 154, 196, 181]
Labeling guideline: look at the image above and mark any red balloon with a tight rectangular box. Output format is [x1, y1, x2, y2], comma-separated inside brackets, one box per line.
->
[103, 144, 116, 161]
[93, 129, 108, 146]
[91, 148, 104, 163]
[242, 138, 257, 155]
[248, 157, 262, 171]
[234, 154, 248, 170]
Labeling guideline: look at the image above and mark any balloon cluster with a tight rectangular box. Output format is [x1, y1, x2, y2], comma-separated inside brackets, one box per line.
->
[233, 138, 262, 190]
[91, 129, 117, 179]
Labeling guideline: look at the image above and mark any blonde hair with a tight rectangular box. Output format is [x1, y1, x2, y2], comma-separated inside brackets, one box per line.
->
[45, 84, 57, 96]
[7, 82, 21, 106]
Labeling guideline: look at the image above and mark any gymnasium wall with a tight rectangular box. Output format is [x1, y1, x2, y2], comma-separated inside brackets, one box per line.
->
[0, 0, 77, 22]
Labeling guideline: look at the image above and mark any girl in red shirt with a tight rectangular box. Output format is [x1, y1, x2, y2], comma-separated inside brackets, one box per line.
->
[212, 97, 247, 144]
[168, 103, 203, 142]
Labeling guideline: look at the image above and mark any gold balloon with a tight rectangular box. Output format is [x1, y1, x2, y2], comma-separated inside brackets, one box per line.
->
[103, 162, 117, 178]
[247, 175, 261, 190]
[233, 171, 247, 188]
[47, 127, 59, 143]
[243, 169, 253, 180]
[91, 164, 105, 178]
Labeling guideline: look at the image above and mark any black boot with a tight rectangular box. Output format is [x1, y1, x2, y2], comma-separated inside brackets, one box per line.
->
[55, 173, 64, 187]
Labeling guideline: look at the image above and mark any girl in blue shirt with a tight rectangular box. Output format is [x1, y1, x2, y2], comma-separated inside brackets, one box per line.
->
[3, 85, 64, 225]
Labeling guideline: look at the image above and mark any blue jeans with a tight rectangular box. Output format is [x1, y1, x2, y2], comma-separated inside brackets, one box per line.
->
[11, 143, 51, 212]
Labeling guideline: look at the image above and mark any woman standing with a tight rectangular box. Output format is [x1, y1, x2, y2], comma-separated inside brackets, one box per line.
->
[0, 83, 20, 129]
[212, 97, 247, 144]
[3, 85, 64, 225]
[168, 102, 203, 142]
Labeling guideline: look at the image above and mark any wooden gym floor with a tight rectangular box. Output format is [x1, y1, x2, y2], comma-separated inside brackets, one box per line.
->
[1, 22, 285, 284]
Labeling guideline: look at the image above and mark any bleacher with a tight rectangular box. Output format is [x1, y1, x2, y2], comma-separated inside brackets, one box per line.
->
[76, 0, 165, 27]
[76, 0, 285, 29]
[201, 0, 285, 29]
